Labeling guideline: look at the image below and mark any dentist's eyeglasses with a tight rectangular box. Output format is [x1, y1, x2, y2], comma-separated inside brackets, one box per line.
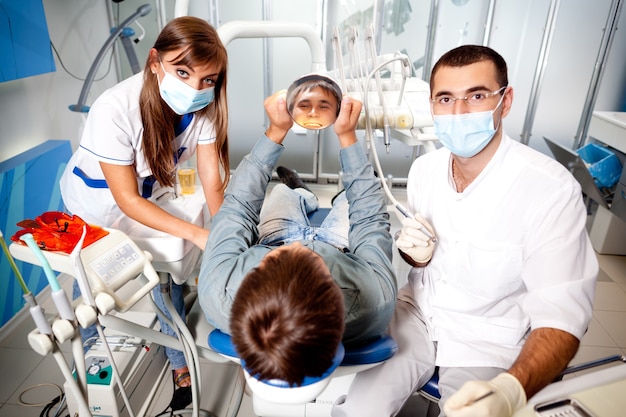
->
[430, 86, 507, 109]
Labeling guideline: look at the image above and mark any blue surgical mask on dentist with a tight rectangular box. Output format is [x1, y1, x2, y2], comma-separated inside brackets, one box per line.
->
[433, 94, 505, 158]
[158, 62, 215, 115]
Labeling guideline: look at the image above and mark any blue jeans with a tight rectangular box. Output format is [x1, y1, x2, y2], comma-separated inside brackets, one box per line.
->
[151, 278, 187, 370]
[258, 184, 349, 250]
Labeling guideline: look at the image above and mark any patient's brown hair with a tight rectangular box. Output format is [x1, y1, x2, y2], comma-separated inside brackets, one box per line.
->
[230, 243, 345, 385]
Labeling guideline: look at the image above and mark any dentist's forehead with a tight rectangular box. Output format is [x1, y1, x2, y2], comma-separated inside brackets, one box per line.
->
[431, 61, 499, 95]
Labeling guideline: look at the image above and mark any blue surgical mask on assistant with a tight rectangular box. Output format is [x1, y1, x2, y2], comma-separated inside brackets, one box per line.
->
[158, 62, 215, 115]
[433, 94, 505, 158]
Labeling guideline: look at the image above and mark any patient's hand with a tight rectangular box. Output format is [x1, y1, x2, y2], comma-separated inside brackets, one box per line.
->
[334, 96, 362, 148]
[264, 90, 293, 143]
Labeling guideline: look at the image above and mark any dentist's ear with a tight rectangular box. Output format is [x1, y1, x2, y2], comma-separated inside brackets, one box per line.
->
[500, 86, 514, 119]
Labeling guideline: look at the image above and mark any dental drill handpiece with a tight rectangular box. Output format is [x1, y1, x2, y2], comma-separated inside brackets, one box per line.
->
[71, 226, 96, 307]
[20, 234, 76, 322]
[395, 202, 438, 243]
[367, 129, 438, 244]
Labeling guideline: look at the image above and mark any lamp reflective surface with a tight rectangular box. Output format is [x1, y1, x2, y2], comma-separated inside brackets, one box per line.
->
[286, 74, 342, 130]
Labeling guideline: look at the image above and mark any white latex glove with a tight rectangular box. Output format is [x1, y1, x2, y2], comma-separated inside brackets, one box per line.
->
[395, 213, 436, 263]
[443, 373, 527, 417]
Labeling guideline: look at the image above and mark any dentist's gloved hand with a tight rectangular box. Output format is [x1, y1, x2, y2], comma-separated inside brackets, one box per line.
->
[395, 213, 436, 264]
[443, 373, 527, 417]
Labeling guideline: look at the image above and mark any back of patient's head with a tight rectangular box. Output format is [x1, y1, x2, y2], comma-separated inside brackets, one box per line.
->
[430, 44, 508, 91]
[230, 244, 345, 385]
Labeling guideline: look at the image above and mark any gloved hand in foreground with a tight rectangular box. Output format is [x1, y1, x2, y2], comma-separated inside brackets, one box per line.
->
[395, 213, 436, 263]
[443, 373, 527, 417]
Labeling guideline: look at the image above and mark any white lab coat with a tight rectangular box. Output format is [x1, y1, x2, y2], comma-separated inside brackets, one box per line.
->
[60, 73, 216, 227]
[406, 133, 597, 368]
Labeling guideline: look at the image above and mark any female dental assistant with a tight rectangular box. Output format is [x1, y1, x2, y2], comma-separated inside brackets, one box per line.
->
[59, 16, 229, 407]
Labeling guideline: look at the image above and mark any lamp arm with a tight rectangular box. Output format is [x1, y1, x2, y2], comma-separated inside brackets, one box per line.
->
[70, 4, 151, 112]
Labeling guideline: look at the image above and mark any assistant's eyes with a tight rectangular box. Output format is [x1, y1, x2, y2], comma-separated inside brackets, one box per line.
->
[203, 77, 217, 86]
[176, 69, 190, 78]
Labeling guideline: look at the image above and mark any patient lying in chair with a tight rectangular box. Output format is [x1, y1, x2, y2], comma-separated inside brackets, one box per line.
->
[197, 89, 397, 386]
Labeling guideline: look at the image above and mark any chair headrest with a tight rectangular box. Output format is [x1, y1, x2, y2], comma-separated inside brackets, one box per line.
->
[208, 328, 345, 387]
[207, 329, 399, 404]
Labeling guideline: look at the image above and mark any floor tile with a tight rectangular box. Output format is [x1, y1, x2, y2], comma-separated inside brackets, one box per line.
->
[593, 310, 626, 348]
[580, 317, 618, 348]
[0, 402, 56, 417]
[6, 352, 73, 406]
[0, 347, 45, 404]
[564, 345, 625, 379]
[596, 267, 613, 282]
[571, 345, 624, 367]
[593, 281, 626, 312]
[597, 254, 626, 284]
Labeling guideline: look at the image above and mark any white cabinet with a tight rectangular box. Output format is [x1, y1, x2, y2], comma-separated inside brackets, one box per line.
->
[587, 111, 626, 255]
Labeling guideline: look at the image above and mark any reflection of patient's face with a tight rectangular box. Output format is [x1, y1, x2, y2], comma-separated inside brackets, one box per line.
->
[292, 87, 338, 129]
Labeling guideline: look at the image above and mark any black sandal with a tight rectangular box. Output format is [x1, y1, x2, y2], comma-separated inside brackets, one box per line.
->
[159, 370, 192, 416]
[168, 386, 192, 414]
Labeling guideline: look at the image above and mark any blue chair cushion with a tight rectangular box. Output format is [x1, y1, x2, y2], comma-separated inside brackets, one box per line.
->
[420, 369, 440, 399]
[341, 335, 398, 365]
[208, 327, 239, 358]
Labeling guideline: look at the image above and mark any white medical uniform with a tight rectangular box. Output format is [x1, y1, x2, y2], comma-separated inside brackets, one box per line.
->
[408, 133, 596, 367]
[60, 73, 216, 227]
[332, 133, 598, 417]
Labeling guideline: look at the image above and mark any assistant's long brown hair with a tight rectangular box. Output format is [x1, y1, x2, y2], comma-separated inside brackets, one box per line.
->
[140, 16, 229, 188]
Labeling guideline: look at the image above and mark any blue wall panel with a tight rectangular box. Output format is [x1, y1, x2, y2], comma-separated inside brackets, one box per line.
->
[0, 140, 71, 328]
[0, 0, 56, 82]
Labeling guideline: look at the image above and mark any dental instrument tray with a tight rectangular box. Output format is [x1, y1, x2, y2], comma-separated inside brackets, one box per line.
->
[534, 398, 595, 417]
[9, 228, 160, 313]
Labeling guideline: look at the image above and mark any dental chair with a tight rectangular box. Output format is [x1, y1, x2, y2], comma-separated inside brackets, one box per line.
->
[188, 299, 397, 417]
[186, 202, 399, 417]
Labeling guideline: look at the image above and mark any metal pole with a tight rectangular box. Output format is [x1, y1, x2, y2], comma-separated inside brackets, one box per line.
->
[520, 0, 561, 145]
[262, 0, 273, 126]
[372, 0, 385, 54]
[422, 0, 440, 82]
[482, 0, 497, 45]
[573, 0, 624, 149]
[155, 0, 167, 31]
[207, 0, 219, 28]
[105, 0, 123, 83]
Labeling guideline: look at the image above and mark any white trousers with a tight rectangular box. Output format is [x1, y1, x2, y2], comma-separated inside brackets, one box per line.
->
[331, 285, 504, 417]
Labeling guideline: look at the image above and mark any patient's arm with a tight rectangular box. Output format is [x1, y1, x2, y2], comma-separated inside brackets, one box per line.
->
[508, 327, 579, 398]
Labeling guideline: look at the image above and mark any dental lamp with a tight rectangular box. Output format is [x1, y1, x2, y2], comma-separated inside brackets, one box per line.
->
[217, 20, 326, 73]
[69, 4, 152, 113]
